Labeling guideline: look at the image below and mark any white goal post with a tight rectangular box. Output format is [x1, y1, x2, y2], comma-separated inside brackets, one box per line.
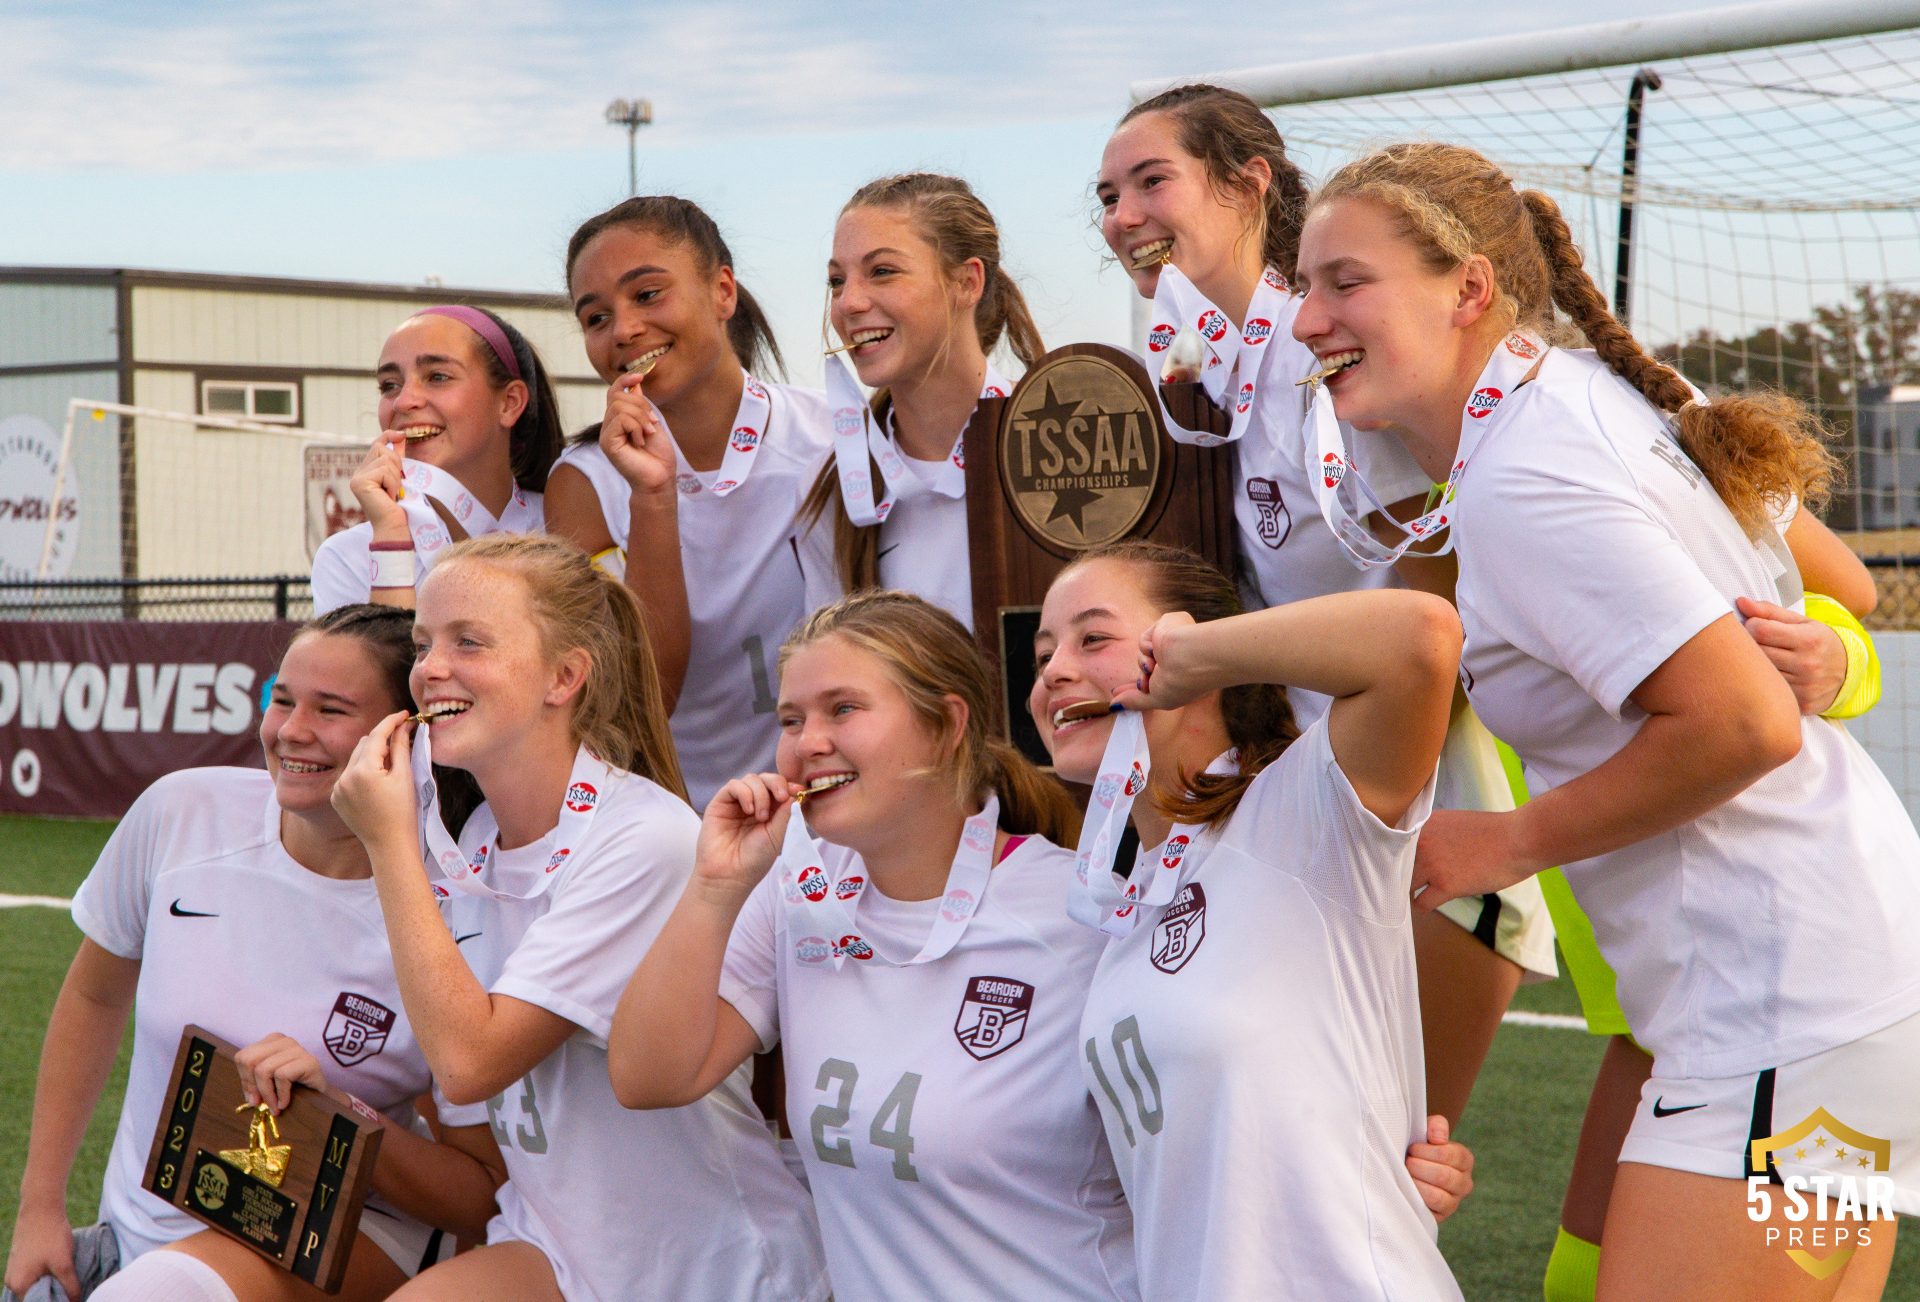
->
[1130, 0, 1920, 107]
[40, 397, 349, 579]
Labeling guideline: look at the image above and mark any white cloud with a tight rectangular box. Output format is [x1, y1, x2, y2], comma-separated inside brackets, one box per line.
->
[7, 0, 1641, 172]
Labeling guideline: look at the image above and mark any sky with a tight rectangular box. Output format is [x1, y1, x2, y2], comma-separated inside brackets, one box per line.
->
[0, 0, 1775, 386]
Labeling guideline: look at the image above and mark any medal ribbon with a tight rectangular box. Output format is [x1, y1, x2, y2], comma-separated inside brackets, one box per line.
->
[776, 794, 999, 969]
[396, 459, 540, 565]
[412, 727, 609, 902]
[1067, 709, 1234, 936]
[1308, 329, 1547, 570]
[664, 375, 774, 499]
[824, 355, 1012, 526]
[1141, 264, 1291, 448]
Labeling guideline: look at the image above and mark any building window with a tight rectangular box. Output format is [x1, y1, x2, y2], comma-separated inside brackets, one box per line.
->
[201, 379, 300, 424]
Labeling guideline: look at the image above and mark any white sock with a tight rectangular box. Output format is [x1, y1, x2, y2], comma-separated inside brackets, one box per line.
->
[90, 1250, 238, 1302]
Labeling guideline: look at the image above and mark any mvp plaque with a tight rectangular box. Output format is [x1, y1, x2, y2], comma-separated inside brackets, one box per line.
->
[143, 1027, 384, 1294]
[962, 343, 1234, 762]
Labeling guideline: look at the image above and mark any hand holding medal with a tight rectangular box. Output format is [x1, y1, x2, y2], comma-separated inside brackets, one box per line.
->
[692, 772, 803, 902]
[347, 433, 411, 540]
[601, 354, 677, 496]
[331, 710, 424, 857]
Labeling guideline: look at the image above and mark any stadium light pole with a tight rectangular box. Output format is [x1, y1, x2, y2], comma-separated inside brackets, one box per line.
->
[605, 98, 654, 196]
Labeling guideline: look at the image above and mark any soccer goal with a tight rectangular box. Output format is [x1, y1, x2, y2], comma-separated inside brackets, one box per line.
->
[34, 397, 351, 587]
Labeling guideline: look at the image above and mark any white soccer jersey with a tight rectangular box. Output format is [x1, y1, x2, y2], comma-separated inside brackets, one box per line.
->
[875, 452, 975, 630]
[310, 489, 546, 615]
[1078, 718, 1460, 1302]
[554, 381, 840, 811]
[719, 837, 1137, 1302]
[71, 768, 437, 1260]
[1453, 348, 1920, 1078]
[439, 769, 826, 1302]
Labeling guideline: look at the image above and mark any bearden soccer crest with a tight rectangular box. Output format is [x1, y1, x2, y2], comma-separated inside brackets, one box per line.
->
[323, 991, 395, 1068]
[953, 975, 1036, 1060]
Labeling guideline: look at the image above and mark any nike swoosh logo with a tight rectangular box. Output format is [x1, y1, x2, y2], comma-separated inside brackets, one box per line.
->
[454, 932, 482, 945]
[1652, 1097, 1707, 1118]
[877, 544, 900, 560]
[169, 900, 218, 918]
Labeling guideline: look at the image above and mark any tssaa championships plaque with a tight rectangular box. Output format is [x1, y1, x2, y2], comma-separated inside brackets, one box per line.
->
[961, 342, 1234, 763]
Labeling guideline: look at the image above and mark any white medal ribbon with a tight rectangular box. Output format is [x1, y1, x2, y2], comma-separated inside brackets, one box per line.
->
[667, 375, 773, 499]
[1067, 709, 1233, 936]
[824, 355, 1012, 526]
[776, 794, 999, 969]
[396, 459, 540, 563]
[1141, 264, 1291, 448]
[1308, 329, 1548, 570]
[411, 727, 609, 902]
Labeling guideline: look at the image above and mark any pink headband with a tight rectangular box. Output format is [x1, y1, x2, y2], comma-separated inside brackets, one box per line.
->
[413, 305, 522, 381]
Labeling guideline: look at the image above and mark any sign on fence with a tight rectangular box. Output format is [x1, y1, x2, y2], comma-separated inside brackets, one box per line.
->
[0, 621, 296, 817]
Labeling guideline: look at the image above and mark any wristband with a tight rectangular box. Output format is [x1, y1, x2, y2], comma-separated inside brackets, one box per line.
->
[1804, 593, 1882, 720]
[369, 539, 416, 590]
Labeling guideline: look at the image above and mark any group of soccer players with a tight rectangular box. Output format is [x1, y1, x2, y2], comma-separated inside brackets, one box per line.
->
[7, 82, 1917, 1302]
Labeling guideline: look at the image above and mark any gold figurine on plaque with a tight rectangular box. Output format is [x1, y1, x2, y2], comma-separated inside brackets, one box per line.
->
[219, 1103, 294, 1188]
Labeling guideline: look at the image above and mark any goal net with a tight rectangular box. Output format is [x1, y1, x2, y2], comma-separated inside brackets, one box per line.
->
[1176, 21, 1920, 591]
[1144, 8, 1920, 801]
[13, 399, 353, 618]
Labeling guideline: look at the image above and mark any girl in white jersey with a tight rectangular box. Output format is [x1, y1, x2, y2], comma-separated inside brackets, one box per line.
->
[5, 605, 503, 1302]
[1095, 82, 1555, 1125]
[1031, 541, 1470, 1301]
[312, 306, 561, 613]
[1292, 142, 1920, 1298]
[799, 173, 1040, 628]
[331, 534, 825, 1302]
[609, 590, 1134, 1301]
[544, 197, 838, 811]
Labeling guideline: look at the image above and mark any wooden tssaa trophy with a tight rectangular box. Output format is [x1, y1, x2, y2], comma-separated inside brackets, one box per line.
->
[144, 1027, 384, 1294]
[962, 343, 1233, 764]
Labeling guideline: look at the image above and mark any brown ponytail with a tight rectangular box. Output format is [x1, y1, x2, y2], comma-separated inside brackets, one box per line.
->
[780, 590, 1078, 843]
[431, 534, 686, 802]
[1312, 142, 1838, 537]
[1065, 541, 1299, 828]
[804, 174, 1046, 593]
[1519, 189, 1835, 534]
[1119, 84, 1312, 282]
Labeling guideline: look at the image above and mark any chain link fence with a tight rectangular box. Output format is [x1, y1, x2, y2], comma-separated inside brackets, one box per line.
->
[0, 576, 313, 623]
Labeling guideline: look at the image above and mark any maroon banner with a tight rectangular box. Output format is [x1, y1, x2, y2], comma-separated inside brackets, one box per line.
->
[0, 621, 297, 818]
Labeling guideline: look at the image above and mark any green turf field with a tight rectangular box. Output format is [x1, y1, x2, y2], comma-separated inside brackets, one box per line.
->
[0, 812, 1913, 1299]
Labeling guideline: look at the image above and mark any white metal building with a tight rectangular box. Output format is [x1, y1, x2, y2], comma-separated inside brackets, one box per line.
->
[0, 267, 605, 582]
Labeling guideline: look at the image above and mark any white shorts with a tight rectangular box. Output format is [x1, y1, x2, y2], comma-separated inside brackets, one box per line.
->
[358, 1200, 457, 1277]
[1620, 1007, 1920, 1216]
[1432, 709, 1558, 981]
[1435, 881, 1558, 980]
